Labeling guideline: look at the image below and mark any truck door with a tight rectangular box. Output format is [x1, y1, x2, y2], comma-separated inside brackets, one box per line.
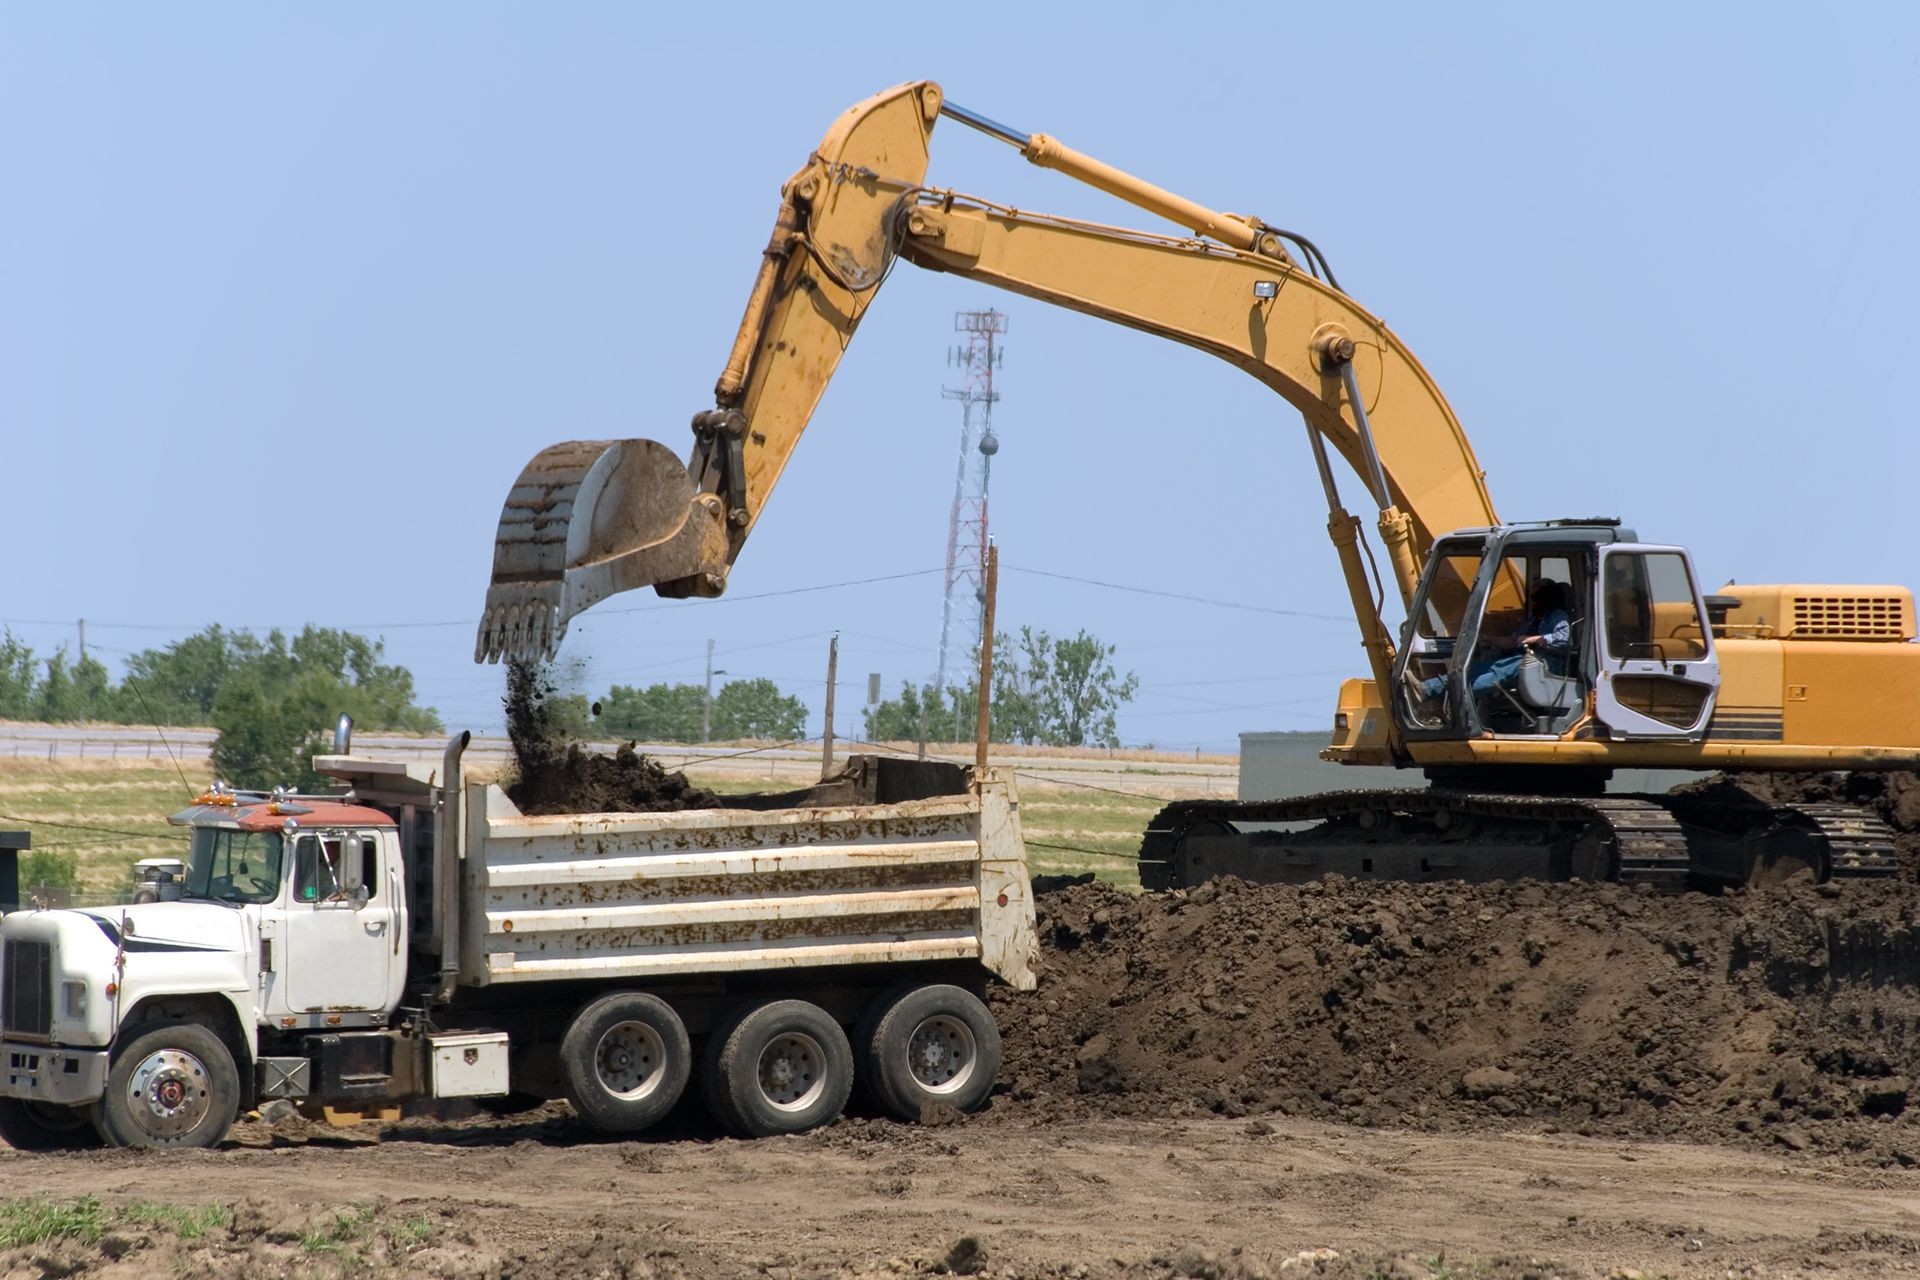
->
[283, 831, 395, 1012]
[1593, 545, 1720, 739]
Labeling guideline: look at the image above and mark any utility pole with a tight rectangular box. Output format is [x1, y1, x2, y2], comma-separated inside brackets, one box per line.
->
[820, 633, 840, 777]
[77, 619, 85, 663]
[702, 639, 715, 743]
[975, 544, 998, 771]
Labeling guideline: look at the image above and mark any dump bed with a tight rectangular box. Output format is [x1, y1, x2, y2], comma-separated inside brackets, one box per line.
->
[458, 767, 1036, 990]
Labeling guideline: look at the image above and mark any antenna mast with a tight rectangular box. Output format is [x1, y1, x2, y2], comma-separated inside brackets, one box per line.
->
[932, 309, 1007, 737]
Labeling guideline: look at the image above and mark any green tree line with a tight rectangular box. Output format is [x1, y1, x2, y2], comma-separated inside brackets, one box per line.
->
[0, 625, 440, 789]
[537, 676, 809, 744]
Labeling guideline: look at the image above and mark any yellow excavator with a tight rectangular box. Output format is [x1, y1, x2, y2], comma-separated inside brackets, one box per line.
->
[476, 80, 1920, 890]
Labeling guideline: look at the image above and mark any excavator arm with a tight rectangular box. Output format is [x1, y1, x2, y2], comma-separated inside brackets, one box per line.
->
[476, 80, 1498, 693]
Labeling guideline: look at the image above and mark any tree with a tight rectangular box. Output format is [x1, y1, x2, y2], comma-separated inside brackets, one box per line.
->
[198, 626, 441, 789]
[862, 680, 957, 743]
[210, 673, 317, 790]
[29, 650, 119, 723]
[1020, 627, 1139, 748]
[594, 682, 706, 742]
[120, 625, 238, 723]
[860, 627, 1138, 749]
[0, 631, 36, 720]
[710, 678, 807, 740]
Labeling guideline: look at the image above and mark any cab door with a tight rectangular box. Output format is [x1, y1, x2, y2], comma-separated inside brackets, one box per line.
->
[1593, 545, 1720, 739]
[282, 830, 395, 1012]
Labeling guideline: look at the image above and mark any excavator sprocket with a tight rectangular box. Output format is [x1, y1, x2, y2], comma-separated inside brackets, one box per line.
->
[1138, 789, 1899, 893]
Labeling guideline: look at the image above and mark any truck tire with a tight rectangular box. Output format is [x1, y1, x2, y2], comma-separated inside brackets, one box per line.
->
[702, 999, 852, 1138]
[0, 1098, 102, 1151]
[862, 984, 1000, 1121]
[93, 1020, 240, 1149]
[560, 992, 690, 1134]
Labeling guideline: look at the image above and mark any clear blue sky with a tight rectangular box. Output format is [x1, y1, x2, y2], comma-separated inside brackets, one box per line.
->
[3, 5, 1915, 750]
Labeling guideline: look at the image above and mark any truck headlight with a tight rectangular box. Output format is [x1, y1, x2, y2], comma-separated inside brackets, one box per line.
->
[62, 981, 87, 1018]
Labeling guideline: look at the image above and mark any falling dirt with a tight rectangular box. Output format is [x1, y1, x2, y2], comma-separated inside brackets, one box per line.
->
[502, 660, 720, 816]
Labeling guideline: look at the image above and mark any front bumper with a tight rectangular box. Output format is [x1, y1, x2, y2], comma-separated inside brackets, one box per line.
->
[0, 1041, 109, 1107]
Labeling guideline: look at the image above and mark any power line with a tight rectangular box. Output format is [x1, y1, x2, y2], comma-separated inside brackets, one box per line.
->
[1002, 565, 1350, 622]
[0, 813, 189, 843]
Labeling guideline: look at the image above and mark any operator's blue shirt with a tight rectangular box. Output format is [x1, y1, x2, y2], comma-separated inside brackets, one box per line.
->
[1524, 608, 1571, 652]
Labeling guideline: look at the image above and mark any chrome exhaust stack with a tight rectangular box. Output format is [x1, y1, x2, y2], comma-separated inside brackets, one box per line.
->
[475, 437, 732, 664]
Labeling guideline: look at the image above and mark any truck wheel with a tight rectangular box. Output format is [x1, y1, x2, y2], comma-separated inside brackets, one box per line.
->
[863, 984, 1000, 1121]
[560, 992, 690, 1134]
[0, 1098, 103, 1151]
[702, 999, 852, 1138]
[94, 1021, 239, 1149]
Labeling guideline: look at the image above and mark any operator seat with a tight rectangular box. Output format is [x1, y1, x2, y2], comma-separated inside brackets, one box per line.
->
[1509, 581, 1583, 730]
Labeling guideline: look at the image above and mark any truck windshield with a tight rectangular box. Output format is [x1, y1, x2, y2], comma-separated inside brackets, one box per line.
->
[185, 829, 284, 904]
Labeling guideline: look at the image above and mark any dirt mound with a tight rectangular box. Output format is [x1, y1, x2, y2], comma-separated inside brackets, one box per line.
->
[1674, 770, 1920, 876]
[993, 874, 1920, 1163]
[503, 660, 719, 816]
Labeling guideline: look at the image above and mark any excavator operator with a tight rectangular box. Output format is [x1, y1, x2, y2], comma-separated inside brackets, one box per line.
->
[1410, 580, 1572, 713]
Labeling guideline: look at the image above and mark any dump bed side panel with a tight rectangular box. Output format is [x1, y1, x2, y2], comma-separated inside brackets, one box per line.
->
[459, 771, 1035, 990]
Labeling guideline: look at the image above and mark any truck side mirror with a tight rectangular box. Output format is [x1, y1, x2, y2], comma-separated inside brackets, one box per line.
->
[332, 835, 365, 898]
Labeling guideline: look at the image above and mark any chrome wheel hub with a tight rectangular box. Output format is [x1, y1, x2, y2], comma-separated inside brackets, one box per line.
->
[757, 1032, 826, 1111]
[127, 1048, 210, 1138]
[906, 1015, 976, 1094]
[595, 1021, 666, 1100]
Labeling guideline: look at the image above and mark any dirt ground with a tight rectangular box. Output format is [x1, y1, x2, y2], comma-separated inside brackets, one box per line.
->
[5, 1107, 1920, 1279]
[6, 770, 1919, 1276]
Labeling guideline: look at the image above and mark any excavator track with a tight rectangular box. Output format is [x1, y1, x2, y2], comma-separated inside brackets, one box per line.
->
[1778, 804, 1901, 878]
[1137, 788, 1897, 894]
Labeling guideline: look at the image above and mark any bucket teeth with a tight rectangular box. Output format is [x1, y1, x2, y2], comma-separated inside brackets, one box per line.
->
[475, 585, 564, 665]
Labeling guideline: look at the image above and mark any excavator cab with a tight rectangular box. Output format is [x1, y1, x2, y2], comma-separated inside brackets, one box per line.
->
[1394, 522, 1720, 745]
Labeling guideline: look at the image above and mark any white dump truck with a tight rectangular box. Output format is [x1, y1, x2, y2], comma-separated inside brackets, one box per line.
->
[0, 731, 1035, 1149]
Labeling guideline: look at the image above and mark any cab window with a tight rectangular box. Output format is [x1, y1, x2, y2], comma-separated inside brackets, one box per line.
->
[291, 833, 376, 902]
[1416, 550, 1482, 640]
[1603, 552, 1709, 661]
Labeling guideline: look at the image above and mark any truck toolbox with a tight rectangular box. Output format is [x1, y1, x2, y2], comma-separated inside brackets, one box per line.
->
[428, 1031, 510, 1097]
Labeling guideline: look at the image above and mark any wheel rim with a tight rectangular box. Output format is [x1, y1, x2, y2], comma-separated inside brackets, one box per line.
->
[905, 1014, 977, 1095]
[595, 1020, 667, 1100]
[755, 1031, 827, 1112]
[126, 1047, 211, 1140]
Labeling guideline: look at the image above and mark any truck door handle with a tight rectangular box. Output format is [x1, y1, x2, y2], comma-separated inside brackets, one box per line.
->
[364, 920, 387, 936]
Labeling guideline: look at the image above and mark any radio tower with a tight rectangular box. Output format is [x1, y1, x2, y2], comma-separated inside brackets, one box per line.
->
[931, 309, 1007, 730]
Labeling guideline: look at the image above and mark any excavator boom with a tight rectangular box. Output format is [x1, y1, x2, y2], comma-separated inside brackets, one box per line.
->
[475, 80, 1497, 673]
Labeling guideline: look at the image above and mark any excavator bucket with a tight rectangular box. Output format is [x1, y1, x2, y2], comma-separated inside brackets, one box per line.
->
[475, 438, 730, 664]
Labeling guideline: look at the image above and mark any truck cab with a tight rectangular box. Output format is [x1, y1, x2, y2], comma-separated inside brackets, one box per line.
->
[0, 786, 427, 1149]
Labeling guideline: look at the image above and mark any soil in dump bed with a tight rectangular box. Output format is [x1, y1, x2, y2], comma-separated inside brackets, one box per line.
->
[503, 661, 720, 815]
[502, 660, 969, 815]
[993, 769, 1920, 1164]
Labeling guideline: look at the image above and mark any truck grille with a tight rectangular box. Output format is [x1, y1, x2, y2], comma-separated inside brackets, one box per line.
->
[2, 939, 52, 1040]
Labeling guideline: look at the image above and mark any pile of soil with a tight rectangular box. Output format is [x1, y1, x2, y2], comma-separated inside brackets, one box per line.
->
[993, 768, 1920, 1162]
[502, 660, 719, 816]
[994, 874, 1920, 1163]
[1679, 769, 1920, 876]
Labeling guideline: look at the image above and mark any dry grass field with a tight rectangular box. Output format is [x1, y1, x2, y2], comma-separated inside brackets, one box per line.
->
[0, 753, 1178, 898]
